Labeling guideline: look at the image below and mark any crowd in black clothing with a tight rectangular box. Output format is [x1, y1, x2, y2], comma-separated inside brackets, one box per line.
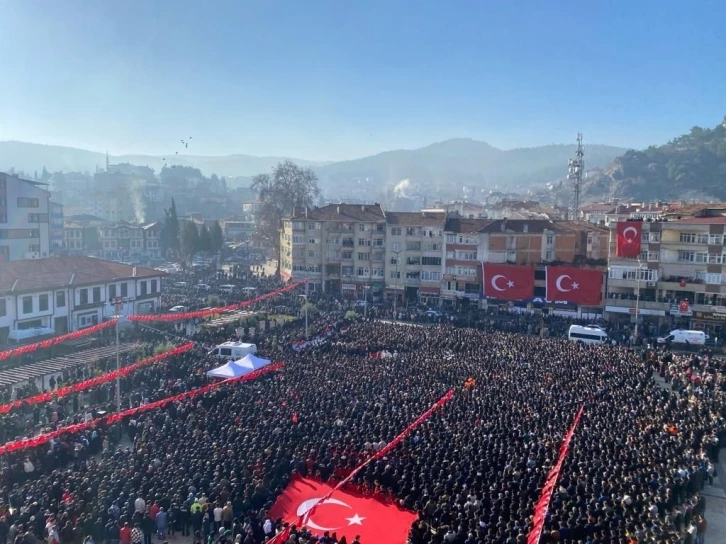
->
[0, 275, 724, 544]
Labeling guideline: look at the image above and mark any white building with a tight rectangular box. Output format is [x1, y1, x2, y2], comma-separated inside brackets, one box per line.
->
[0, 256, 164, 345]
[0, 172, 51, 261]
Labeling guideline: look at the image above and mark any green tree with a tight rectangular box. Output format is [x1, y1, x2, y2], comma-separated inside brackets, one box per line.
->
[198, 224, 212, 254]
[210, 221, 224, 253]
[180, 221, 200, 262]
[160, 198, 180, 258]
[251, 160, 320, 276]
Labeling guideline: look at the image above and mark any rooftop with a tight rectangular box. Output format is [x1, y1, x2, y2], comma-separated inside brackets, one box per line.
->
[385, 211, 446, 227]
[290, 203, 385, 222]
[0, 256, 164, 294]
[671, 216, 726, 224]
[444, 217, 493, 233]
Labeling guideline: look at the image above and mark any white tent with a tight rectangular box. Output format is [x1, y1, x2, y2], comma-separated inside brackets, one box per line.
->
[206, 353, 271, 379]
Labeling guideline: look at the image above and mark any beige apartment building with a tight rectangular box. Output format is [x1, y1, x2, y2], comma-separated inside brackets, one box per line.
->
[606, 213, 726, 336]
[280, 204, 387, 299]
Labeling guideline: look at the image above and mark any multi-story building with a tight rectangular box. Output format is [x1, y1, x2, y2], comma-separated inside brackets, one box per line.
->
[0, 172, 51, 261]
[0, 256, 164, 345]
[219, 217, 256, 241]
[142, 222, 163, 260]
[606, 214, 726, 336]
[384, 212, 446, 306]
[49, 201, 64, 253]
[99, 222, 145, 261]
[63, 215, 106, 255]
[441, 217, 608, 308]
[280, 204, 386, 298]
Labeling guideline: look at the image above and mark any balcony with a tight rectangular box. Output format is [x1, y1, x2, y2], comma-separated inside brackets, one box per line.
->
[605, 298, 668, 311]
[342, 240, 355, 247]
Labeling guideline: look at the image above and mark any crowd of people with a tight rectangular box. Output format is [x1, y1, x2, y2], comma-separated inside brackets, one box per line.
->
[0, 268, 724, 544]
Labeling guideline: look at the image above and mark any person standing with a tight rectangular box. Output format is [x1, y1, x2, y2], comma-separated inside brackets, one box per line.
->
[696, 514, 707, 544]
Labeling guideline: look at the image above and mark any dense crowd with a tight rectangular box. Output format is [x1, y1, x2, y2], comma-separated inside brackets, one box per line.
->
[0, 272, 724, 544]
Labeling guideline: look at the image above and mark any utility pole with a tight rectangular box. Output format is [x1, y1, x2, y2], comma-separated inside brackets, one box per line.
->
[567, 133, 584, 221]
[392, 250, 402, 317]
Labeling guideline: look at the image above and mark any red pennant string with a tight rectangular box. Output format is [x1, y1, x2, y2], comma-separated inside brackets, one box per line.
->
[527, 405, 584, 544]
[0, 320, 117, 362]
[268, 388, 454, 544]
[0, 343, 195, 414]
[0, 362, 284, 456]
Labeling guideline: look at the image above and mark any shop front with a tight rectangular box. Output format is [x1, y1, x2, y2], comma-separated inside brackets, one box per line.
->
[691, 307, 726, 343]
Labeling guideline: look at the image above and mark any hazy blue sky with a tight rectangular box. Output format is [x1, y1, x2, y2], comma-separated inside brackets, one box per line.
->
[0, 1, 724, 161]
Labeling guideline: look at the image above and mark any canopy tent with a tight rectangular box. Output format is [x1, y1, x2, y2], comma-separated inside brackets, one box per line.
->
[206, 353, 272, 379]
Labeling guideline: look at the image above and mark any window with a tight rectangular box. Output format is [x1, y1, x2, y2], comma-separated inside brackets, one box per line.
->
[546, 235, 554, 245]
[28, 213, 40, 223]
[357, 267, 369, 277]
[358, 223, 366, 232]
[390, 257, 399, 265]
[406, 242, 421, 251]
[406, 227, 419, 236]
[545, 250, 554, 261]
[406, 257, 421, 265]
[292, 235, 304, 244]
[22, 296, 33, 314]
[697, 272, 725, 285]
[391, 242, 401, 251]
[56, 291, 66, 308]
[342, 266, 354, 277]
[649, 232, 661, 243]
[709, 234, 724, 245]
[389, 271, 400, 279]
[342, 250, 353, 259]
[308, 238, 317, 244]
[28, 229, 40, 238]
[372, 267, 384, 278]
[372, 238, 384, 247]
[357, 252, 370, 260]
[307, 250, 318, 258]
[108, 284, 117, 300]
[93, 287, 101, 302]
[358, 238, 370, 246]
[422, 256, 442, 266]
[372, 252, 384, 262]
[17, 197, 39, 207]
[120, 283, 128, 297]
[28, 244, 40, 253]
[292, 221, 305, 230]
[141, 281, 148, 296]
[79, 289, 89, 305]
[0, 298, 6, 317]
[39, 294, 49, 312]
[391, 227, 402, 236]
[446, 234, 456, 243]
[423, 242, 440, 251]
[151, 280, 158, 293]
[421, 271, 442, 281]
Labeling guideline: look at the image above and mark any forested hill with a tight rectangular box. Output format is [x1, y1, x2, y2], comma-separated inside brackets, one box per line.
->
[582, 119, 726, 202]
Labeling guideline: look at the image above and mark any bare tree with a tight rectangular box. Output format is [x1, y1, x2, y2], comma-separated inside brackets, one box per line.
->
[251, 160, 320, 276]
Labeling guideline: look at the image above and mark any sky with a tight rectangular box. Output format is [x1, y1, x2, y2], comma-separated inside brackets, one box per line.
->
[0, 0, 724, 161]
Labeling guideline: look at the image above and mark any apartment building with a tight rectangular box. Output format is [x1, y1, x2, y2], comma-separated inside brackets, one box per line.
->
[49, 201, 64, 253]
[0, 172, 51, 261]
[441, 218, 608, 307]
[606, 215, 726, 336]
[280, 204, 386, 298]
[0, 256, 163, 345]
[384, 212, 446, 306]
[142, 222, 163, 259]
[63, 215, 106, 255]
[99, 222, 145, 261]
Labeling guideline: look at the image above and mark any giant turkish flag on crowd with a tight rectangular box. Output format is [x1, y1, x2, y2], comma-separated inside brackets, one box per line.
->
[269, 478, 417, 543]
[616, 221, 642, 258]
[545, 266, 603, 306]
[482, 263, 535, 301]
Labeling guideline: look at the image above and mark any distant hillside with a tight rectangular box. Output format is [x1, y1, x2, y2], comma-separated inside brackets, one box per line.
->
[315, 138, 626, 193]
[0, 139, 626, 192]
[581, 119, 726, 202]
[0, 141, 325, 178]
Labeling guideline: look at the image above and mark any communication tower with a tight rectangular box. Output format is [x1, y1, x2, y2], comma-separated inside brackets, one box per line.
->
[567, 133, 584, 221]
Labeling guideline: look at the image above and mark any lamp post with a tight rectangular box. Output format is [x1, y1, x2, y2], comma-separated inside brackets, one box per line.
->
[634, 259, 642, 344]
[392, 249, 402, 316]
[363, 285, 370, 319]
[299, 294, 308, 340]
[111, 296, 125, 413]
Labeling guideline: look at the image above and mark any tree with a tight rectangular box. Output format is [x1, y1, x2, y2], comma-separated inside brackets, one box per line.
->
[198, 224, 212, 254]
[251, 160, 320, 276]
[180, 221, 200, 262]
[160, 198, 180, 258]
[210, 221, 224, 253]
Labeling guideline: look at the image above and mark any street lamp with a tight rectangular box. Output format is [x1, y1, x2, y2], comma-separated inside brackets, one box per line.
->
[299, 294, 309, 340]
[634, 259, 643, 344]
[363, 285, 370, 319]
[392, 250, 402, 316]
[110, 296, 126, 413]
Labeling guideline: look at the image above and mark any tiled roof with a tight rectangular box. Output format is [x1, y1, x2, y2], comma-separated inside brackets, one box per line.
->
[580, 203, 614, 212]
[385, 211, 446, 227]
[444, 218, 494, 233]
[480, 219, 562, 234]
[290, 203, 385, 222]
[671, 216, 726, 224]
[0, 256, 164, 295]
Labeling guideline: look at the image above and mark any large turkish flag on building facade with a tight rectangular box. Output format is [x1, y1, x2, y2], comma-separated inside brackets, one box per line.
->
[545, 266, 603, 306]
[482, 263, 535, 301]
[615, 221, 642, 258]
[269, 477, 417, 543]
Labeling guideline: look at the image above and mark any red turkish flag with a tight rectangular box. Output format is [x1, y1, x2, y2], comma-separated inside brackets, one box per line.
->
[545, 266, 603, 306]
[482, 263, 535, 301]
[616, 221, 642, 258]
[269, 477, 417, 543]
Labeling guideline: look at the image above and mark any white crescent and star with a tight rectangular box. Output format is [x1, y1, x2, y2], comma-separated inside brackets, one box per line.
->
[296, 498, 366, 531]
[490, 274, 515, 292]
[555, 275, 579, 292]
[622, 226, 638, 244]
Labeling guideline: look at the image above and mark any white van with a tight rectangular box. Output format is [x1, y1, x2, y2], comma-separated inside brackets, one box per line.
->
[568, 325, 608, 345]
[208, 341, 258, 359]
[219, 284, 236, 294]
[657, 329, 707, 346]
